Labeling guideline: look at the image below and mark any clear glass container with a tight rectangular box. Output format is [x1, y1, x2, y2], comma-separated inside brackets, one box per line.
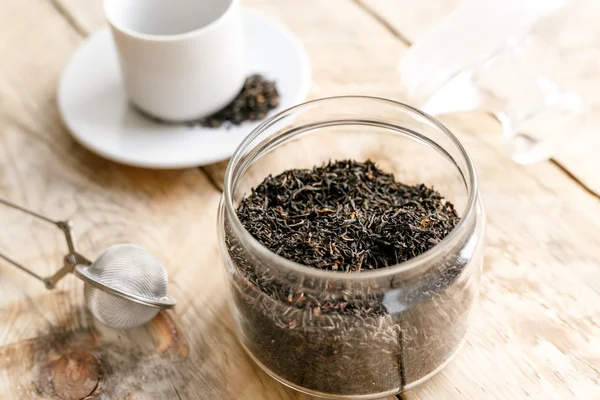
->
[218, 97, 485, 399]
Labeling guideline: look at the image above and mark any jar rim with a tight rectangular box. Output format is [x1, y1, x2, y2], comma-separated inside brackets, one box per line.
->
[223, 96, 479, 280]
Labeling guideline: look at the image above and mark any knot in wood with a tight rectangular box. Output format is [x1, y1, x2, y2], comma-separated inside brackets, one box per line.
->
[52, 352, 100, 400]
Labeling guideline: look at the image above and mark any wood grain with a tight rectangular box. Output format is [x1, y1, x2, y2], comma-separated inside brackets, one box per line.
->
[0, 0, 598, 399]
[0, 0, 334, 399]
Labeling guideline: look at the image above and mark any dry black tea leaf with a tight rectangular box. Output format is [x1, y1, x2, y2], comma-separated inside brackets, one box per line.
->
[201, 74, 279, 128]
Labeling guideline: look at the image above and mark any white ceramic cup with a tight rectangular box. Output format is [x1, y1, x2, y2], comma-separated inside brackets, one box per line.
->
[104, 0, 246, 122]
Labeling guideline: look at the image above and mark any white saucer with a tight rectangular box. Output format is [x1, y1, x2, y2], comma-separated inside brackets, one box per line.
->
[58, 11, 310, 169]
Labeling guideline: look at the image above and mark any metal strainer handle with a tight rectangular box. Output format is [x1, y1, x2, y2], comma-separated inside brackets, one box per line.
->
[74, 264, 176, 309]
[0, 198, 175, 310]
[0, 198, 92, 289]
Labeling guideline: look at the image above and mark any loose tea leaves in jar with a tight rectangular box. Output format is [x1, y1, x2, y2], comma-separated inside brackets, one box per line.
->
[236, 160, 460, 271]
[227, 160, 473, 396]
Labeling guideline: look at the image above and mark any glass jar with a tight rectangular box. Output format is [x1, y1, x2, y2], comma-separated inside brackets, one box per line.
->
[218, 97, 485, 399]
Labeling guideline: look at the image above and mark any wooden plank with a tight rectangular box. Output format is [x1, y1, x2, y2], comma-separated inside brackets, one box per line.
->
[4, 0, 600, 399]
[360, 0, 600, 195]
[200, 1, 600, 398]
[0, 0, 344, 399]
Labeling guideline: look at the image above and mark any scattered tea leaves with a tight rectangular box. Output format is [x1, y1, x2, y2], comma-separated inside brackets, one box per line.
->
[202, 74, 279, 128]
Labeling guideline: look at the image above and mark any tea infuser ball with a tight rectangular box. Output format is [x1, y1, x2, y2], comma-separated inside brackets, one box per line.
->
[0, 198, 176, 329]
[76, 244, 175, 329]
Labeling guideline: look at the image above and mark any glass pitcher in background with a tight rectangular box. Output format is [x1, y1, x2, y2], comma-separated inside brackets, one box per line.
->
[401, 0, 600, 164]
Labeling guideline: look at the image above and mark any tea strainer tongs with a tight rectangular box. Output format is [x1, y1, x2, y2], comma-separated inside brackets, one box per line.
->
[0, 198, 176, 329]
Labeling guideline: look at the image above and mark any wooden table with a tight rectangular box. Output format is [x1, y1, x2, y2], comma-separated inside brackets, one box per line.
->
[1, 0, 599, 399]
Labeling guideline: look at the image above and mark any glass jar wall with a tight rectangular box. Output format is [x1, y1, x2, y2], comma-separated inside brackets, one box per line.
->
[218, 97, 485, 399]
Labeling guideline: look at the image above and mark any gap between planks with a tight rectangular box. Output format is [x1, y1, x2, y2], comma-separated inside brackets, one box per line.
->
[199, 168, 224, 192]
[48, 0, 87, 36]
[551, 159, 600, 201]
[353, 0, 413, 46]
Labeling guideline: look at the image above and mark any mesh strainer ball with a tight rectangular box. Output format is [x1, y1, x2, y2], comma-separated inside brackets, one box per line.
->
[75, 244, 176, 329]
